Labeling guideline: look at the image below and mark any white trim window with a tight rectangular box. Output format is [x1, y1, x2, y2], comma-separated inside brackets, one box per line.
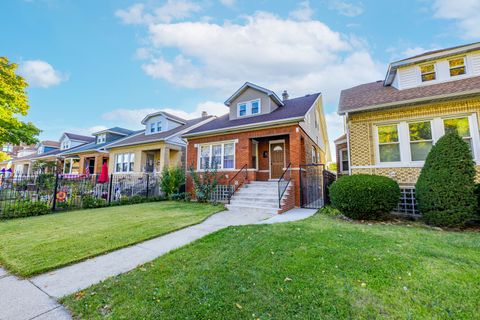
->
[198, 142, 235, 170]
[339, 148, 349, 173]
[237, 99, 261, 117]
[97, 134, 106, 144]
[156, 121, 162, 132]
[2, 144, 13, 152]
[377, 124, 401, 163]
[408, 121, 433, 161]
[373, 114, 480, 167]
[449, 57, 466, 77]
[150, 123, 155, 133]
[311, 146, 317, 163]
[115, 153, 135, 173]
[420, 63, 436, 82]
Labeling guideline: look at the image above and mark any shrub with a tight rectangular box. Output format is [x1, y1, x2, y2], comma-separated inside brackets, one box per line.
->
[2, 200, 51, 218]
[329, 174, 400, 220]
[416, 133, 476, 227]
[82, 195, 107, 209]
[160, 166, 185, 199]
[171, 192, 191, 202]
[189, 162, 221, 203]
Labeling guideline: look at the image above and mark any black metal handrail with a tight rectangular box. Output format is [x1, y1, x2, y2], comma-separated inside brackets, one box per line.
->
[277, 162, 292, 208]
[227, 164, 248, 204]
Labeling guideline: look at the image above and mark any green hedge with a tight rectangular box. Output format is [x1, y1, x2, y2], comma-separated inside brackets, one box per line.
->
[329, 174, 400, 220]
[416, 133, 476, 227]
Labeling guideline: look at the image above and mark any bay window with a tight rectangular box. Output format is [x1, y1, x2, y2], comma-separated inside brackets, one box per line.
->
[377, 124, 401, 162]
[409, 121, 433, 161]
[115, 153, 134, 173]
[198, 142, 235, 170]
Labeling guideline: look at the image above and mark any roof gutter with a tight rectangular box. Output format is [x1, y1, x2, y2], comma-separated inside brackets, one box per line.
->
[338, 89, 480, 115]
[182, 116, 304, 138]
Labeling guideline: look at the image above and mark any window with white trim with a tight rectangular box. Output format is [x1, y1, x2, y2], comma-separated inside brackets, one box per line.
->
[420, 63, 436, 82]
[156, 121, 162, 132]
[339, 148, 349, 173]
[150, 123, 155, 133]
[443, 117, 471, 149]
[237, 99, 261, 117]
[311, 146, 317, 163]
[115, 153, 135, 173]
[377, 124, 401, 162]
[449, 57, 466, 77]
[3, 144, 13, 152]
[97, 134, 106, 144]
[408, 121, 433, 161]
[198, 142, 235, 170]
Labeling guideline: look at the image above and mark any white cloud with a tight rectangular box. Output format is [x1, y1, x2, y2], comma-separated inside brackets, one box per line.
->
[101, 101, 228, 128]
[115, 0, 201, 25]
[432, 0, 480, 39]
[18, 60, 67, 88]
[137, 11, 383, 103]
[326, 0, 363, 17]
[219, 0, 235, 7]
[69, 125, 108, 136]
[289, 1, 314, 21]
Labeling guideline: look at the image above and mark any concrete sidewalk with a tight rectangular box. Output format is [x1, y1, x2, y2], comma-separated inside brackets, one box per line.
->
[1, 208, 316, 320]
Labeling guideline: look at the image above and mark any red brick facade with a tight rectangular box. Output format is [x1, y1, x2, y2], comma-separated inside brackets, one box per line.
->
[186, 124, 325, 207]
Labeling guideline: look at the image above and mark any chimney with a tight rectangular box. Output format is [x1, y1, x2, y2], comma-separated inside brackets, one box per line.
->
[201, 111, 208, 118]
[282, 90, 289, 101]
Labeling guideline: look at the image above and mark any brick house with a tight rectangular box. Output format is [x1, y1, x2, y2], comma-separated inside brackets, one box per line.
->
[183, 82, 330, 213]
[337, 42, 480, 215]
[334, 134, 348, 176]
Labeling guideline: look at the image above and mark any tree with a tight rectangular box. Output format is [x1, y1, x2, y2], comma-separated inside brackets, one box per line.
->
[0, 57, 40, 145]
[416, 133, 476, 227]
[0, 151, 10, 162]
[160, 166, 185, 199]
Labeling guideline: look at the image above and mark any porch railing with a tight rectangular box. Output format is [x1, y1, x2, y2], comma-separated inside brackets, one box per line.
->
[227, 164, 248, 204]
[277, 162, 292, 208]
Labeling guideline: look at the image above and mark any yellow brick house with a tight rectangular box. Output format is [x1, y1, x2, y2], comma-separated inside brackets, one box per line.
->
[337, 42, 480, 214]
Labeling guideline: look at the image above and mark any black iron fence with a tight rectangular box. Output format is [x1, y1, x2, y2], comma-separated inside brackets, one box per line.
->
[299, 164, 336, 209]
[0, 173, 163, 219]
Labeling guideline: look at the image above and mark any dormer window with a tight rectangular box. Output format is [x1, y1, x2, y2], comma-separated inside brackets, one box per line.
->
[157, 121, 162, 132]
[449, 57, 466, 77]
[61, 141, 70, 150]
[420, 64, 436, 82]
[237, 99, 261, 117]
[97, 134, 106, 144]
[150, 123, 155, 133]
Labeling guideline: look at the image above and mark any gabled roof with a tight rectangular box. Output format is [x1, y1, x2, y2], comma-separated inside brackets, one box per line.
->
[385, 42, 480, 86]
[224, 82, 284, 107]
[40, 140, 60, 148]
[185, 93, 320, 137]
[64, 133, 95, 142]
[107, 117, 214, 149]
[92, 127, 135, 136]
[334, 134, 347, 144]
[60, 130, 142, 155]
[338, 76, 480, 114]
[141, 111, 187, 125]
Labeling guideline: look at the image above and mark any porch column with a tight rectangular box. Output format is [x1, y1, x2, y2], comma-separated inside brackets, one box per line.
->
[159, 146, 170, 171]
[94, 155, 103, 174]
[78, 157, 85, 174]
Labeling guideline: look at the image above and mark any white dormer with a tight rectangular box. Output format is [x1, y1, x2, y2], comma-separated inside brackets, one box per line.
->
[141, 111, 186, 135]
[96, 133, 106, 144]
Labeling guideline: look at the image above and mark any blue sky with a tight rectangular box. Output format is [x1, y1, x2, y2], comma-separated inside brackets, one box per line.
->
[2, 0, 479, 155]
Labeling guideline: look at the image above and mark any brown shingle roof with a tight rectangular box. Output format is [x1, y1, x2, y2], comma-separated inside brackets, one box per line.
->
[338, 76, 480, 114]
[107, 117, 211, 149]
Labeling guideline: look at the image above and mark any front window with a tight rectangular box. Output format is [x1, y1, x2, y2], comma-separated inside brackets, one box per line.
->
[198, 142, 235, 170]
[340, 149, 349, 172]
[115, 153, 134, 172]
[444, 117, 472, 149]
[409, 121, 433, 161]
[239, 104, 247, 117]
[420, 64, 436, 82]
[377, 124, 401, 162]
[449, 57, 466, 77]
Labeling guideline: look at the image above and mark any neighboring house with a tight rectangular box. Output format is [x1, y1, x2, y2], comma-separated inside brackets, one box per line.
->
[337, 42, 480, 214]
[1, 143, 36, 159]
[106, 112, 214, 174]
[183, 82, 330, 212]
[59, 127, 135, 175]
[334, 134, 348, 176]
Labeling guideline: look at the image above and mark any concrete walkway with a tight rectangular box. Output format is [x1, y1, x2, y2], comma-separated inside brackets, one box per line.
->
[1, 208, 316, 320]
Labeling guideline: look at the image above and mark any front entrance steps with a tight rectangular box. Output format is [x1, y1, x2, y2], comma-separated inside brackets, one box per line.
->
[226, 181, 292, 214]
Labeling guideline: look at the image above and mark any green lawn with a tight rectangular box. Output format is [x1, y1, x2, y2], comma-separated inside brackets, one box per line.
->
[0, 201, 222, 277]
[63, 214, 480, 319]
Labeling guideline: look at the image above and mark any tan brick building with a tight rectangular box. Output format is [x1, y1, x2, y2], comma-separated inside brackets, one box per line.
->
[184, 82, 330, 212]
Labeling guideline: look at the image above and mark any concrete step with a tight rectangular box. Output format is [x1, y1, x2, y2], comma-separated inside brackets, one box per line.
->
[225, 204, 279, 215]
[231, 195, 279, 202]
[236, 188, 278, 195]
[230, 200, 279, 209]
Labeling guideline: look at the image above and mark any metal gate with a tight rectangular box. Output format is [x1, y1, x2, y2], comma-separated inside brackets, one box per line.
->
[299, 164, 336, 209]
